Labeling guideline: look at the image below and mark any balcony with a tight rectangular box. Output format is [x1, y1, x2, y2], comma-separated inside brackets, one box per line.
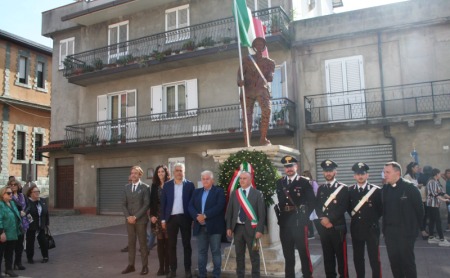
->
[64, 98, 296, 153]
[304, 80, 450, 130]
[63, 7, 291, 86]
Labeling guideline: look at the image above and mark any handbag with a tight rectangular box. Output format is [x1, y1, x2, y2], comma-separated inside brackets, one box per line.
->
[45, 227, 56, 249]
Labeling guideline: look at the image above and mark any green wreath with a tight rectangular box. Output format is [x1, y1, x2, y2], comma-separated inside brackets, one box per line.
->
[218, 150, 280, 206]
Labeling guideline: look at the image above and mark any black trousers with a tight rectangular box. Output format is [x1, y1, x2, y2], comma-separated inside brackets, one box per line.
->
[316, 224, 348, 278]
[14, 233, 25, 265]
[0, 240, 17, 271]
[233, 224, 259, 278]
[280, 225, 312, 278]
[166, 214, 192, 272]
[427, 206, 443, 239]
[384, 229, 417, 278]
[352, 231, 381, 278]
[26, 228, 48, 260]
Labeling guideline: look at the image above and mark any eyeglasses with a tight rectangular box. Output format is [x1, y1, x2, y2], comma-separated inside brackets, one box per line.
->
[32, 191, 40, 193]
[5, 192, 12, 195]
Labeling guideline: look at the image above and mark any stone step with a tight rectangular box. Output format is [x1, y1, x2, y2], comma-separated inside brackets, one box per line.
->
[223, 244, 282, 260]
[222, 257, 285, 273]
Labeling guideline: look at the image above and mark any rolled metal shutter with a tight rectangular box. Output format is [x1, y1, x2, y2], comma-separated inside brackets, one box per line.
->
[98, 167, 131, 215]
[315, 145, 393, 186]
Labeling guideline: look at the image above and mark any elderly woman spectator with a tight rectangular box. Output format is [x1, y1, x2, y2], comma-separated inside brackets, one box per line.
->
[25, 184, 50, 264]
[8, 180, 28, 270]
[0, 186, 22, 277]
[150, 165, 171, 276]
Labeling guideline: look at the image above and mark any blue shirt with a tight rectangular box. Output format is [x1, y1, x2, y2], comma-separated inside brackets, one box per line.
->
[201, 187, 211, 214]
[171, 181, 184, 215]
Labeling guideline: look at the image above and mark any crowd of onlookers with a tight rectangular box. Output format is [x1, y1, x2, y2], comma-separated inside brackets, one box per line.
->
[0, 176, 50, 277]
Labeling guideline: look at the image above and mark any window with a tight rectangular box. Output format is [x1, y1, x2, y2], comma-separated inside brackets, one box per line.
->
[165, 5, 190, 43]
[59, 37, 75, 69]
[34, 133, 43, 161]
[108, 21, 129, 62]
[325, 55, 366, 121]
[37, 62, 44, 89]
[151, 79, 198, 118]
[19, 56, 28, 84]
[246, 0, 270, 11]
[16, 131, 26, 160]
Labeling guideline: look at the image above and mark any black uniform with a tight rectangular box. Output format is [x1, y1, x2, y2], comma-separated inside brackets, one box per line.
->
[316, 180, 349, 278]
[348, 183, 382, 278]
[276, 175, 315, 278]
[382, 178, 423, 278]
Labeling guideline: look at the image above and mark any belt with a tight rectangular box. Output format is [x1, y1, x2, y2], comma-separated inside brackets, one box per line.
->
[283, 206, 296, 212]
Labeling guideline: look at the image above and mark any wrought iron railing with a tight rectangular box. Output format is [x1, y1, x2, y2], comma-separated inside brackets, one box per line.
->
[64, 98, 295, 148]
[63, 6, 290, 77]
[304, 80, 450, 125]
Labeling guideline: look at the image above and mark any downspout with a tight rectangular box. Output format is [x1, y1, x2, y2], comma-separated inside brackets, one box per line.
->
[378, 32, 397, 161]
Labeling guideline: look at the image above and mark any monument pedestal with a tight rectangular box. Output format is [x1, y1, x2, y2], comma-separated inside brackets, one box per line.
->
[206, 145, 322, 277]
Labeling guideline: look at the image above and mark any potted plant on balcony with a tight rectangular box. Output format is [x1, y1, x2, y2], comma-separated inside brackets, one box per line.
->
[85, 134, 99, 146]
[182, 40, 196, 51]
[151, 50, 165, 61]
[120, 134, 126, 143]
[270, 14, 281, 34]
[197, 37, 215, 50]
[163, 48, 172, 56]
[273, 106, 287, 126]
[222, 37, 232, 44]
[100, 139, 108, 146]
[93, 58, 104, 70]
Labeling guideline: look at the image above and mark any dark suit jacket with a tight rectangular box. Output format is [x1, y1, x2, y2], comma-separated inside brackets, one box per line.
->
[316, 181, 349, 230]
[348, 183, 382, 240]
[225, 187, 266, 235]
[26, 198, 49, 230]
[121, 182, 150, 224]
[276, 175, 316, 227]
[160, 179, 195, 222]
[188, 185, 226, 236]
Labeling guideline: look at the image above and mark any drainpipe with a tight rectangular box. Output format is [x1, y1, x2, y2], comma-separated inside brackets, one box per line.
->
[384, 126, 397, 161]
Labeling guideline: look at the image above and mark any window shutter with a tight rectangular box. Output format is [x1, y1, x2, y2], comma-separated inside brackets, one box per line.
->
[59, 41, 67, 69]
[68, 39, 74, 56]
[345, 57, 363, 91]
[166, 11, 176, 31]
[185, 79, 198, 112]
[97, 95, 108, 121]
[151, 85, 163, 115]
[127, 91, 136, 118]
[326, 60, 344, 93]
[178, 8, 189, 28]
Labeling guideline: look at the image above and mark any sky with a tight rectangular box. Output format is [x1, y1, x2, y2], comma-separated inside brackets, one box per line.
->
[0, 0, 407, 49]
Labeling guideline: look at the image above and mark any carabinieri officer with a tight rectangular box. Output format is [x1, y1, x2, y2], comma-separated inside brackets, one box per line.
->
[348, 162, 382, 278]
[275, 156, 315, 278]
[315, 159, 349, 278]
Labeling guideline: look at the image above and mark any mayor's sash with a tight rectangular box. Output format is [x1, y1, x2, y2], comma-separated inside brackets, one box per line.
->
[236, 188, 258, 229]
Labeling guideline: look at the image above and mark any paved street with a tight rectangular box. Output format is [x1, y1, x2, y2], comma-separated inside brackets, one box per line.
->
[10, 215, 450, 278]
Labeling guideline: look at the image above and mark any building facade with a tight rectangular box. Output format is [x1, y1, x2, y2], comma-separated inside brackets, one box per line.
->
[0, 30, 52, 192]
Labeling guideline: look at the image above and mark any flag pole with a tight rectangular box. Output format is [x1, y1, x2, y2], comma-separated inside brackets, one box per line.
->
[233, 0, 251, 147]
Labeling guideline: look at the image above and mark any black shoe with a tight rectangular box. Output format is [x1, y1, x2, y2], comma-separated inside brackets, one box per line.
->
[166, 271, 176, 278]
[41, 258, 49, 263]
[157, 269, 165, 276]
[121, 246, 129, 252]
[140, 266, 149, 275]
[185, 270, 192, 278]
[27, 258, 34, 264]
[4, 270, 18, 277]
[122, 265, 135, 274]
[13, 264, 26, 270]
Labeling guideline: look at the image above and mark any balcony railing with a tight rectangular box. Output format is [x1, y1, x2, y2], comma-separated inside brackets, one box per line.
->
[64, 98, 295, 148]
[304, 80, 450, 125]
[63, 6, 290, 77]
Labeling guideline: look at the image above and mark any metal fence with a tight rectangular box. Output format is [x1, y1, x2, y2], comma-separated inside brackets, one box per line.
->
[63, 6, 290, 77]
[304, 80, 450, 124]
[64, 98, 295, 148]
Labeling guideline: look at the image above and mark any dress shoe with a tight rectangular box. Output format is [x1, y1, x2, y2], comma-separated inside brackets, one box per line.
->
[41, 258, 49, 263]
[13, 264, 26, 270]
[157, 268, 165, 276]
[27, 258, 34, 264]
[140, 266, 149, 275]
[4, 270, 18, 277]
[121, 246, 129, 252]
[185, 270, 192, 278]
[121, 265, 135, 274]
[166, 271, 176, 278]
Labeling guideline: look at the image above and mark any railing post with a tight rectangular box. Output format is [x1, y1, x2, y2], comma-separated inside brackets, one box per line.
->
[431, 81, 435, 115]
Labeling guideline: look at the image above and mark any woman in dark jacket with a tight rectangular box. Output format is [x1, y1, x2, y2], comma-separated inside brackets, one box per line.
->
[149, 165, 171, 276]
[9, 179, 28, 270]
[25, 184, 50, 264]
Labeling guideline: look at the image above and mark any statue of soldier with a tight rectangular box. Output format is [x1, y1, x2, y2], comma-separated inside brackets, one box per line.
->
[237, 37, 275, 146]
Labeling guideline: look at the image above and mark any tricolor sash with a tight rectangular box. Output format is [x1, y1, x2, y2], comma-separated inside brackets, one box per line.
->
[236, 188, 258, 228]
[227, 161, 256, 203]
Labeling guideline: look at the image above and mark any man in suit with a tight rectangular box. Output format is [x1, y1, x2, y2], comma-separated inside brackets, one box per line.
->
[382, 161, 423, 278]
[315, 159, 349, 278]
[348, 162, 382, 278]
[275, 156, 315, 278]
[225, 171, 266, 278]
[160, 163, 195, 278]
[188, 170, 226, 278]
[121, 166, 150, 275]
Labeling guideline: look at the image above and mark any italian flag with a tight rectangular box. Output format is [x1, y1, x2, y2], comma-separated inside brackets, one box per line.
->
[227, 161, 256, 203]
[234, 0, 256, 48]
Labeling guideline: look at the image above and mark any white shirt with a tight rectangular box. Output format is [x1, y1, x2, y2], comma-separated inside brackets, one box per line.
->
[132, 179, 141, 192]
[171, 181, 184, 215]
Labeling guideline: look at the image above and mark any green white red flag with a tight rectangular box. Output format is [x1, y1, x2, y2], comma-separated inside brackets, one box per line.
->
[234, 0, 256, 48]
[227, 161, 256, 203]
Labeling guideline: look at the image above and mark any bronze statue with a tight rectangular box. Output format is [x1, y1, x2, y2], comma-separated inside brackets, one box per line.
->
[237, 37, 275, 146]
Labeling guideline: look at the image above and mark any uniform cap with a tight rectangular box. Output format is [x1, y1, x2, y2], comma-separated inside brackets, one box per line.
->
[352, 162, 369, 174]
[321, 159, 338, 171]
[281, 155, 298, 167]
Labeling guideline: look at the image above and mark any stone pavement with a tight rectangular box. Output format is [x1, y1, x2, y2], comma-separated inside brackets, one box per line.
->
[8, 214, 450, 278]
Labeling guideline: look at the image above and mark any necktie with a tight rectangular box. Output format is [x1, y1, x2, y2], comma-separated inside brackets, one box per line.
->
[132, 185, 136, 192]
[239, 189, 247, 223]
[288, 179, 292, 185]
[359, 187, 363, 193]
[327, 183, 331, 189]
